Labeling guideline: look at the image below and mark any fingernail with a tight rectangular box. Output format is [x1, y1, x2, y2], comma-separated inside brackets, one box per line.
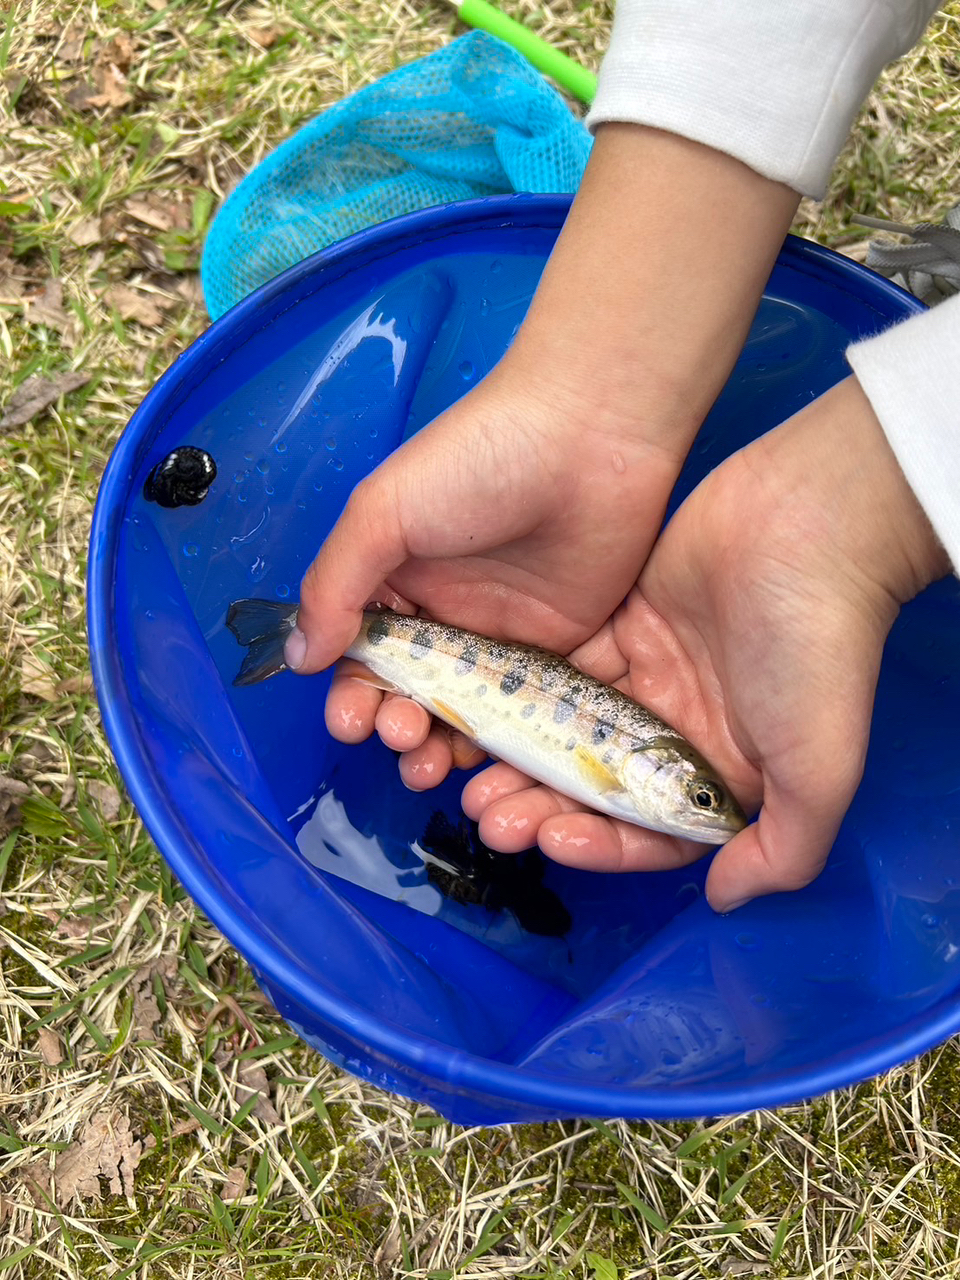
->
[715, 896, 752, 914]
[284, 627, 307, 671]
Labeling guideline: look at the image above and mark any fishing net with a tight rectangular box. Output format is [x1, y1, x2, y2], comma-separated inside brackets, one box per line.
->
[201, 32, 591, 319]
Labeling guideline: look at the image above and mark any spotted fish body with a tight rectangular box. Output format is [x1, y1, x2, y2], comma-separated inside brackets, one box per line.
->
[226, 601, 746, 844]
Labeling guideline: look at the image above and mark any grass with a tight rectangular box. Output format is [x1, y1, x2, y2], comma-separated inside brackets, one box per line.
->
[2, 1, 960, 1276]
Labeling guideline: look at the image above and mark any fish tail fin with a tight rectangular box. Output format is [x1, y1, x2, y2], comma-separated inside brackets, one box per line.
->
[226, 598, 298, 686]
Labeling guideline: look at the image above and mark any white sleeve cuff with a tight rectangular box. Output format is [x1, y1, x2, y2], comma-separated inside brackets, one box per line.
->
[587, 1, 940, 198]
[846, 293, 960, 575]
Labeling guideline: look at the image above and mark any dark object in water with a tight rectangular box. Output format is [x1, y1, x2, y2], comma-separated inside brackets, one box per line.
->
[420, 811, 571, 937]
[226, 598, 297, 686]
[144, 446, 217, 508]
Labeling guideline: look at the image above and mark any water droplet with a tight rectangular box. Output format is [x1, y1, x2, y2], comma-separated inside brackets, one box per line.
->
[183, 543, 199, 558]
[369, 427, 378, 439]
[145, 609, 155, 621]
[750, 992, 771, 1007]
[922, 913, 940, 929]
[244, 451, 254, 462]
[296, 500, 307, 511]
[735, 932, 760, 950]
[458, 360, 474, 381]
[238, 492, 247, 503]
[313, 480, 323, 493]
[490, 259, 502, 274]
[330, 456, 344, 471]
[232, 746, 243, 758]
[256, 459, 270, 475]
[233, 471, 245, 484]
[264, 484, 274, 495]
[324, 436, 337, 451]
[277, 381, 286, 393]
[480, 297, 490, 315]
[275, 440, 288, 454]
[276, 583, 290, 599]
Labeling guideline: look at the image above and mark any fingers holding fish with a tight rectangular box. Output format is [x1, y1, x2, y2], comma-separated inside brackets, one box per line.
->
[476, 784, 584, 855]
[462, 762, 538, 820]
[399, 725, 453, 790]
[539, 811, 702, 873]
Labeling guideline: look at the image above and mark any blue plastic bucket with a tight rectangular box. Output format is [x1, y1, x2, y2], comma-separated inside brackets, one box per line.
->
[89, 195, 960, 1125]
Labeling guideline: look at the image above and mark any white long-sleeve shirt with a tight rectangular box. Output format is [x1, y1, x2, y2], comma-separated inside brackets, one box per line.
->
[587, 1, 960, 572]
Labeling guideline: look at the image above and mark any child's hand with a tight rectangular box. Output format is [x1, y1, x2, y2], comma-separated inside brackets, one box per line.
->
[461, 377, 949, 911]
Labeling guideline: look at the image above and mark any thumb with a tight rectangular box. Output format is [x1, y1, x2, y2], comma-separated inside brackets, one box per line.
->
[291, 476, 409, 673]
[704, 754, 865, 913]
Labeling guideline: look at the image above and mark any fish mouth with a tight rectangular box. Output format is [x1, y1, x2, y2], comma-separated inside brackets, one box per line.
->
[663, 809, 748, 845]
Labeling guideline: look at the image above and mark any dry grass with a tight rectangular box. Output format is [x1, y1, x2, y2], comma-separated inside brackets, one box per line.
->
[2, 1, 960, 1277]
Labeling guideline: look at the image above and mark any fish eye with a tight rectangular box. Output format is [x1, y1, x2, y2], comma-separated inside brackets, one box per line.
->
[690, 780, 723, 811]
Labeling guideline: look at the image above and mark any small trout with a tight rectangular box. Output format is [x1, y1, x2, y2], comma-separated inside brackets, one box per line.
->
[226, 600, 746, 844]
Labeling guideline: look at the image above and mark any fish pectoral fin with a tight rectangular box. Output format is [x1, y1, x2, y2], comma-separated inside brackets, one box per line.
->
[574, 746, 625, 796]
[431, 699, 478, 740]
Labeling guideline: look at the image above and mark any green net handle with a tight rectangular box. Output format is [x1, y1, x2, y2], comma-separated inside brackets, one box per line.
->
[457, 0, 598, 104]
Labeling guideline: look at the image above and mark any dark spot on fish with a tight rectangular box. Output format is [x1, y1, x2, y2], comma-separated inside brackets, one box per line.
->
[521, 702, 536, 719]
[553, 696, 576, 725]
[593, 720, 614, 744]
[569, 683, 582, 696]
[565, 738, 576, 751]
[500, 668, 526, 696]
[455, 644, 478, 675]
[602, 749, 614, 764]
[410, 626, 433, 660]
[475, 683, 487, 698]
[366, 615, 390, 646]
[144, 446, 217, 508]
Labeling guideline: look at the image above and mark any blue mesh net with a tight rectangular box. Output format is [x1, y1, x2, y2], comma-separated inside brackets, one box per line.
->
[201, 32, 591, 319]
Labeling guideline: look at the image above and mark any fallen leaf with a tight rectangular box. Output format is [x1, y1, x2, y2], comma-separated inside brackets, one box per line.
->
[38, 1027, 64, 1066]
[222, 1164, 247, 1202]
[237, 1060, 281, 1126]
[0, 776, 27, 838]
[103, 283, 169, 327]
[20, 651, 58, 701]
[57, 28, 87, 64]
[53, 1110, 154, 1207]
[1, 371, 90, 430]
[54, 914, 93, 939]
[102, 34, 135, 73]
[67, 216, 101, 247]
[24, 278, 77, 340]
[88, 780, 122, 822]
[85, 63, 131, 110]
[125, 198, 173, 232]
[65, 80, 98, 110]
[175, 274, 206, 311]
[249, 26, 279, 49]
[20, 1158, 52, 1209]
[130, 957, 176, 1040]
[56, 672, 95, 696]
[59, 776, 77, 810]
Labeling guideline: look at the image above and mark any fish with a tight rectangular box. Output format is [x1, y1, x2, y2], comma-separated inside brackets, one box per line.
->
[225, 600, 747, 844]
[418, 810, 572, 937]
